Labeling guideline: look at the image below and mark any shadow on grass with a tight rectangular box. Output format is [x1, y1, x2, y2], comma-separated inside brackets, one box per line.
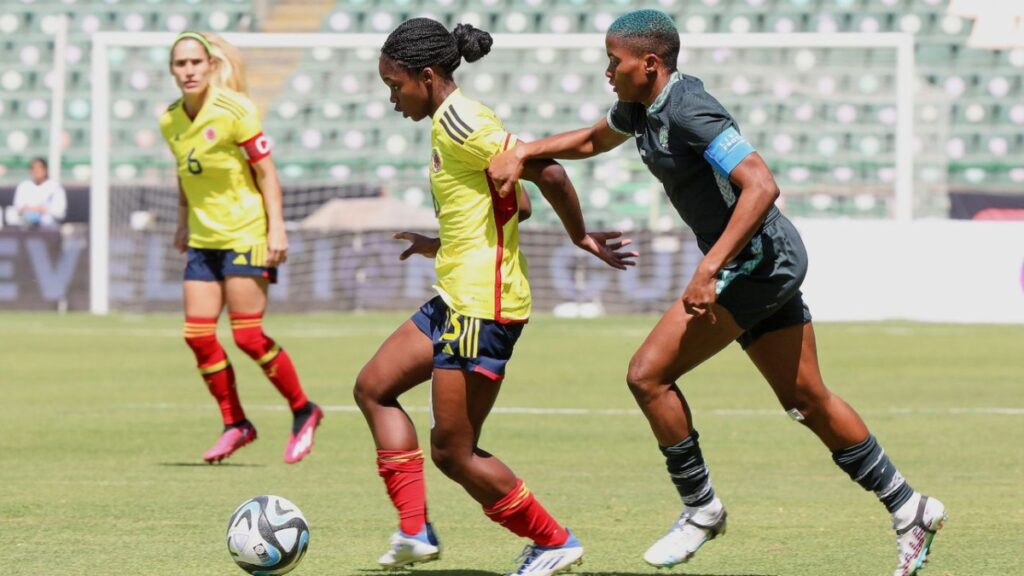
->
[356, 565, 770, 569]
[157, 462, 266, 468]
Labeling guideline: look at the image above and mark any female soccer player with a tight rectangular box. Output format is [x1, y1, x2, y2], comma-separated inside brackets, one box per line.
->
[160, 32, 323, 465]
[353, 18, 636, 576]
[487, 10, 944, 576]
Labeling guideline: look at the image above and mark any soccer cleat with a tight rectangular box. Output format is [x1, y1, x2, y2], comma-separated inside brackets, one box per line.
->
[284, 402, 324, 464]
[378, 522, 441, 569]
[506, 530, 584, 576]
[643, 498, 727, 568]
[893, 494, 946, 576]
[203, 421, 257, 463]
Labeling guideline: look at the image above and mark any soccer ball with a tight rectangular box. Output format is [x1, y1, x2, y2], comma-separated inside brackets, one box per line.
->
[226, 495, 310, 575]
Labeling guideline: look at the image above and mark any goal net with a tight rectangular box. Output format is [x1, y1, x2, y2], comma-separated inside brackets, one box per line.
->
[90, 32, 925, 314]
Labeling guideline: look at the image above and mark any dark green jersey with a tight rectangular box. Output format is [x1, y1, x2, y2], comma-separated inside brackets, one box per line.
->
[607, 72, 779, 253]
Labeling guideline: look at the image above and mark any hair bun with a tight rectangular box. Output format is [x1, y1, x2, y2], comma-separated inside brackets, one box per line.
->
[452, 23, 492, 63]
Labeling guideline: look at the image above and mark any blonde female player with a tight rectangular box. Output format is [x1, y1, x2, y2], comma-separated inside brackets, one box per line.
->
[160, 32, 323, 464]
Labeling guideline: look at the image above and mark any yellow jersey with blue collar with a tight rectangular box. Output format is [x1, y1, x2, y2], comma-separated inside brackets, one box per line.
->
[159, 86, 271, 251]
[429, 89, 529, 323]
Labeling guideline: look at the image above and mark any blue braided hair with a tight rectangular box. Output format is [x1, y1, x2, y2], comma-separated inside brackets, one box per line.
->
[607, 9, 680, 70]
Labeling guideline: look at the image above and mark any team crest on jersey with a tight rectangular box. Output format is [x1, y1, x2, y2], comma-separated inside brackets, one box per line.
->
[431, 148, 442, 173]
[659, 126, 670, 149]
[204, 127, 217, 142]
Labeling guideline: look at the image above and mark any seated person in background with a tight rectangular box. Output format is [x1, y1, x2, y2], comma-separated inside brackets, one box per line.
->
[13, 157, 67, 229]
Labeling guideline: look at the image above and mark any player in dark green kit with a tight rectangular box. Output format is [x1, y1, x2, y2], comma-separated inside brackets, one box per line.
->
[488, 10, 944, 576]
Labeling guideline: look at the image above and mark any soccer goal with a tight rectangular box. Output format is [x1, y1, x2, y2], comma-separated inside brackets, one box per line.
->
[89, 31, 916, 314]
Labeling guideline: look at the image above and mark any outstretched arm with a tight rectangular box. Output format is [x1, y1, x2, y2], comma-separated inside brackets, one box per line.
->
[520, 159, 637, 271]
[488, 118, 629, 198]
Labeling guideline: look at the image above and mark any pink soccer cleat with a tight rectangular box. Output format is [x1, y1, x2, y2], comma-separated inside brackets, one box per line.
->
[203, 422, 257, 463]
[284, 403, 324, 464]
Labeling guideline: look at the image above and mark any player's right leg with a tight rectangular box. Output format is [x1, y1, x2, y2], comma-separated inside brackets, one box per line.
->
[183, 268, 254, 463]
[626, 299, 741, 567]
[353, 314, 436, 569]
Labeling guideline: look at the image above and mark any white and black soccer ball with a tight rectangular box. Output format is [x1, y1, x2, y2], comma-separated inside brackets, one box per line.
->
[226, 495, 310, 575]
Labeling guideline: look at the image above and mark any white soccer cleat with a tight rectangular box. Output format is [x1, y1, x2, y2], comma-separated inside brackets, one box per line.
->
[377, 522, 440, 569]
[893, 494, 946, 576]
[507, 530, 584, 576]
[643, 498, 727, 568]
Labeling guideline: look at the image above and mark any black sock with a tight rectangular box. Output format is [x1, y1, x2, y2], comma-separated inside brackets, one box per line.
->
[661, 430, 715, 508]
[291, 401, 316, 434]
[832, 434, 914, 513]
[224, 418, 250, 431]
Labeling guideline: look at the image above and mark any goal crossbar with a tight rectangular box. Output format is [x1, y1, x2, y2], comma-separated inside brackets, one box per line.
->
[89, 31, 915, 314]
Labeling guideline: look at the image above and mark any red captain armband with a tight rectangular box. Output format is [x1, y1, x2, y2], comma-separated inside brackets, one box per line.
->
[239, 132, 271, 163]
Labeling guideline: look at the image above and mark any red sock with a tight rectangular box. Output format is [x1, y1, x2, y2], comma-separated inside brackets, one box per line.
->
[484, 479, 568, 547]
[377, 449, 428, 535]
[230, 313, 308, 411]
[185, 317, 245, 426]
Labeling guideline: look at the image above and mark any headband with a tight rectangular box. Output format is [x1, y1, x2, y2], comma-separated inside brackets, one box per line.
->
[172, 31, 212, 55]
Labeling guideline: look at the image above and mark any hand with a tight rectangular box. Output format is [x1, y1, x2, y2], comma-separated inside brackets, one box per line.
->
[575, 231, 638, 270]
[487, 148, 525, 199]
[393, 231, 440, 260]
[266, 226, 288, 267]
[681, 267, 718, 323]
[172, 226, 189, 253]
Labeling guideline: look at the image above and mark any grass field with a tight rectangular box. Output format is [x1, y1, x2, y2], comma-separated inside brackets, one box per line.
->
[1, 313, 1022, 576]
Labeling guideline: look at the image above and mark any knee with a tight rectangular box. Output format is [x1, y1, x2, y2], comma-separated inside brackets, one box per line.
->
[626, 354, 661, 402]
[353, 366, 382, 410]
[784, 387, 833, 423]
[429, 437, 466, 480]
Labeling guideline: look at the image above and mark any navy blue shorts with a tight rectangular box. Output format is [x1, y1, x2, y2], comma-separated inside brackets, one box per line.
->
[411, 296, 525, 381]
[184, 247, 278, 283]
[714, 215, 812, 349]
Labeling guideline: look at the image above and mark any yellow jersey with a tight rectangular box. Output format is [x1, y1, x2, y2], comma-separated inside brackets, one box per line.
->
[159, 86, 269, 250]
[429, 89, 530, 323]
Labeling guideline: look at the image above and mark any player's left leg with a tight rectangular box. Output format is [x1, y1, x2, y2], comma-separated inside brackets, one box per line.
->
[746, 321, 946, 576]
[225, 275, 323, 464]
[430, 368, 583, 576]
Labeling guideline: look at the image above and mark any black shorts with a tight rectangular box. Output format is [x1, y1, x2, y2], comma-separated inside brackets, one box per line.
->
[714, 215, 812, 349]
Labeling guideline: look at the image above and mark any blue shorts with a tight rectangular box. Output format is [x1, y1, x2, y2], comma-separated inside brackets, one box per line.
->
[184, 247, 278, 283]
[411, 296, 525, 381]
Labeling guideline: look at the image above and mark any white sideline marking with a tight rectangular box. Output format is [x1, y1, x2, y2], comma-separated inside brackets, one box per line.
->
[131, 403, 1024, 417]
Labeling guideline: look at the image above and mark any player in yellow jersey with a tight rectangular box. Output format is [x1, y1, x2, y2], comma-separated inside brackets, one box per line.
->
[352, 19, 638, 576]
[161, 32, 323, 465]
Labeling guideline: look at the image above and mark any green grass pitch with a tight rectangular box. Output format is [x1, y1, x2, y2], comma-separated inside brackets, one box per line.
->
[1, 313, 1022, 575]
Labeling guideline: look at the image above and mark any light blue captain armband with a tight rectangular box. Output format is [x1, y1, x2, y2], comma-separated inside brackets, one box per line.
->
[704, 126, 755, 176]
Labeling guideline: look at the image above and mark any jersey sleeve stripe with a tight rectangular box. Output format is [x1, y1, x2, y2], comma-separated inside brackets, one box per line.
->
[606, 107, 630, 135]
[215, 94, 246, 114]
[213, 97, 245, 120]
[442, 110, 470, 140]
[438, 117, 466, 145]
[447, 107, 475, 135]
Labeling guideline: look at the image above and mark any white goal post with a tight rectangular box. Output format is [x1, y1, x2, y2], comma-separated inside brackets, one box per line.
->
[89, 31, 915, 314]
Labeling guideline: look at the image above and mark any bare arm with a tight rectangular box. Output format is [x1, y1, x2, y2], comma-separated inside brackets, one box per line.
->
[173, 177, 189, 253]
[517, 186, 532, 222]
[250, 156, 288, 266]
[488, 118, 630, 198]
[681, 152, 781, 321]
[520, 159, 637, 270]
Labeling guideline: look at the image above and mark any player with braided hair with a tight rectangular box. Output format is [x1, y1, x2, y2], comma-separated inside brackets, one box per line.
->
[160, 32, 324, 465]
[488, 9, 945, 575]
[353, 17, 637, 575]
